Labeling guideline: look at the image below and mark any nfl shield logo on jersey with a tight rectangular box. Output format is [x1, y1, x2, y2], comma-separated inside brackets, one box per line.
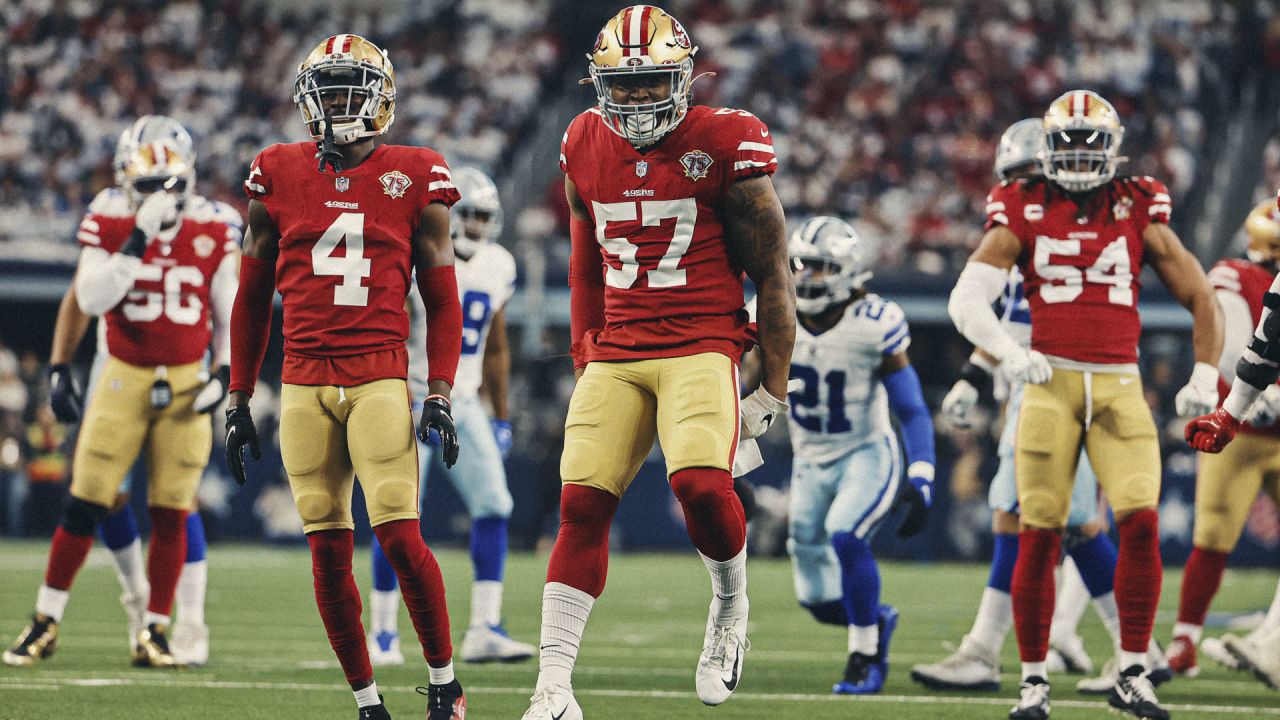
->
[680, 150, 713, 181]
[379, 171, 412, 199]
[335, 176, 350, 193]
[636, 160, 649, 178]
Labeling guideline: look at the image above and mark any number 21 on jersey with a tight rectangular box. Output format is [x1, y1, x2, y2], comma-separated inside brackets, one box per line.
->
[789, 363, 852, 433]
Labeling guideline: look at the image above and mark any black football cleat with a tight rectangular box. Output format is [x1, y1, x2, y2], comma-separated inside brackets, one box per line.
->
[3, 614, 59, 667]
[1108, 665, 1170, 720]
[358, 694, 392, 719]
[418, 679, 467, 720]
[1008, 676, 1050, 720]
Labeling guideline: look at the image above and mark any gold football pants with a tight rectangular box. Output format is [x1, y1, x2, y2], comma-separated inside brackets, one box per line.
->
[1194, 432, 1280, 552]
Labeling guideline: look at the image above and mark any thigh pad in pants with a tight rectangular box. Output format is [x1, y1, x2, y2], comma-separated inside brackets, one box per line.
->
[560, 362, 657, 497]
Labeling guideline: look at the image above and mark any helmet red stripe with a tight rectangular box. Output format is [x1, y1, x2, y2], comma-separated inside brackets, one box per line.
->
[621, 6, 634, 45]
[325, 35, 336, 54]
[342, 35, 353, 53]
[638, 5, 652, 53]
[1082, 92, 1090, 116]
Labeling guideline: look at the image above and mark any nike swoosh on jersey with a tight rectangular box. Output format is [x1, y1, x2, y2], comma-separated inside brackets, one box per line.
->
[760, 128, 769, 137]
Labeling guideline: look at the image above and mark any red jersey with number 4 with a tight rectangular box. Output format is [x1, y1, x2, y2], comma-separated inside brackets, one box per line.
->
[77, 188, 241, 367]
[984, 175, 1172, 364]
[244, 142, 459, 385]
[1208, 258, 1280, 437]
[561, 105, 777, 363]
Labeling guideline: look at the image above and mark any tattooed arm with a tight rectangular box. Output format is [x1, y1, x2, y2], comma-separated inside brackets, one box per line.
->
[724, 175, 795, 399]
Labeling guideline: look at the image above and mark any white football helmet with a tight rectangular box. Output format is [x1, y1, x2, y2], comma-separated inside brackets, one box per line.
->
[450, 167, 503, 260]
[788, 216, 872, 315]
[114, 116, 196, 210]
[995, 118, 1044, 180]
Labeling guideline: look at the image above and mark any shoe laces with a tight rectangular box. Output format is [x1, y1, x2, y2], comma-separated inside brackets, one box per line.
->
[12, 619, 46, 650]
[522, 685, 564, 717]
[1017, 680, 1050, 708]
[701, 625, 749, 669]
[1122, 672, 1159, 705]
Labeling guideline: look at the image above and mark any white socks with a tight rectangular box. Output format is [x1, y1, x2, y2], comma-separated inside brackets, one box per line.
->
[144, 611, 170, 627]
[1051, 557, 1090, 643]
[35, 586, 69, 623]
[370, 589, 400, 635]
[175, 560, 207, 627]
[1263, 576, 1280, 633]
[537, 582, 595, 690]
[1119, 650, 1147, 671]
[1173, 621, 1203, 643]
[110, 539, 148, 602]
[1022, 661, 1047, 680]
[471, 580, 503, 629]
[699, 548, 748, 624]
[354, 681, 381, 708]
[428, 661, 455, 685]
[969, 587, 1013, 652]
[848, 623, 878, 655]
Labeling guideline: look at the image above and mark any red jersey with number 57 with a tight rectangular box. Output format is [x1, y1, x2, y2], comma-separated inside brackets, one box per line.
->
[244, 142, 459, 385]
[984, 175, 1172, 364]
[561, 105, 777, 363]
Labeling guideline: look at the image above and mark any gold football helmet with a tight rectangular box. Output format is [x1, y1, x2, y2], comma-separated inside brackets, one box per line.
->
[588, 5, 697, 146]
[117, 136, 196, 210]
[294, 34, 396, 145]
[1041, 90, 1125, 192]
[1245, 198, 1280, 268]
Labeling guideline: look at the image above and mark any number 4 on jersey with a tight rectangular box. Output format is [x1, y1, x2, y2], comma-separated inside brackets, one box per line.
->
[313, 212, 371, 306]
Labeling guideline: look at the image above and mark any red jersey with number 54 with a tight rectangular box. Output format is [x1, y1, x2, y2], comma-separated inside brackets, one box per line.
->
[984, 175, 1172, 364]
[244, 142, 459, 385]
[561, 105, 777, 363]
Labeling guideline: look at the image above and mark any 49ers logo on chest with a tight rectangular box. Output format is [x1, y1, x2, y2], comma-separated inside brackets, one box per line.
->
[379, 170, 412, 199]
[680, 150, 713, 181]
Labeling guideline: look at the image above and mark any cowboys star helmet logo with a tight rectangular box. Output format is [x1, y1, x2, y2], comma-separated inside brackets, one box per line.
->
[335, 176, 350, 192]
[379, 170, 412, 199]
[680, 150, 713, 181]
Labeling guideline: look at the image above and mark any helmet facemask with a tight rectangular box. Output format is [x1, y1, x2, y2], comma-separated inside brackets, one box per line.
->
[119, 139, 196, 223]
[1042, 126, 1123, 193]
[452, 207, 502, 261]
[591, 59, 694, 147]
[295, 60, 394, 145]
[792, 256, 856, 315]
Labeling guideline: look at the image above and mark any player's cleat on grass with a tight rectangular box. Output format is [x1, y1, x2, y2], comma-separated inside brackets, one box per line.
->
[366, 631, 405, 667]
[417, 679, 467, 720]
[910, 633, 1001, 691]
[120, 589, 147, 654]
[1224, 625, 1280, 689]
[358, 695, 392, 719]
[695, 599, 750, 705]
[1108, 664, 1169, 720]
[460, 624, 535, 663]
[132, 623, 183, 669]
[1046, 633, 1093, 675]
[1008, 676, 1050, 720]
[171, 621, 209, 666]
[1200, 635, 1243, 670]
[520, 684, 582, 720]
[833, 651, 882, 694]
[1146, 640, 1173, 687]
[3, 614, 59, 667]
[1165, 634, 1199, 677]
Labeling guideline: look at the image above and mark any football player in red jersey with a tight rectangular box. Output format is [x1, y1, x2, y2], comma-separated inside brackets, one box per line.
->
[4, 124, 239, 670]
[949, 90, 1222, 720]
[226, 35, 466, 720]
[521, 7, 795, 719]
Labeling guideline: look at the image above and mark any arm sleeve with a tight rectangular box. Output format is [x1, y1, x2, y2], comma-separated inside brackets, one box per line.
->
[947, 261, 1024, 361]
[568, 215, 605, 369]
[417, 265, 463, 387]
[74, 246, 142, 316]
[209, 253, 238, 368]
[883, 364, 936, 481]
[228, 255, 275, 395]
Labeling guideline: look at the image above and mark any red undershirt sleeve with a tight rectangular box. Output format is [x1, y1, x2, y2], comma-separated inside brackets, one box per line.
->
[417, 265, 463, 387]
[568, 216, 605, 370]
[229, 255, 275, 396]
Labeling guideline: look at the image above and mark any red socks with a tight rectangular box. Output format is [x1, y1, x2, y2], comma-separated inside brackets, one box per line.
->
[44, 527, 94, 591]
[1011, 528, 1060, 663]
[1116, 509, 1163, 653]
[670, 468, 745, 561]
[1177, 547, 1228, 627]
[146, 507, 189, 617]
[372, 519, 453, 667]
[546, 484, 619, 598]
[307, 529, 372, 687]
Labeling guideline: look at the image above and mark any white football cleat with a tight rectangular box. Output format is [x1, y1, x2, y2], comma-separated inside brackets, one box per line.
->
[120, 589, 146, 654]
[1224, 625, 1280, 689]
[170, 621, 209, 666]
[520, 683, 582, 720]
[910, 634, 1002, 691]
[1047, 633, 1093, 675]
[695, 599, 750, 706]
[1200, 635, 1243, 670]
[460, 625, 534, 663]
[366, 631, 405, 667]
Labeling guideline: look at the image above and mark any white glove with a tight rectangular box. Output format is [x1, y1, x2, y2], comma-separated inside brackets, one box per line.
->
[940, 379, 980, 429]
[1245, 384, 1280, 428]
[135, 191, 180, 239]
[1174, 362, 1220, 418]
[192, 367, 230, 414]
[739, 384, 791, 440]
[732, 436, 764, 477]
[1000, 347, 1053, 385]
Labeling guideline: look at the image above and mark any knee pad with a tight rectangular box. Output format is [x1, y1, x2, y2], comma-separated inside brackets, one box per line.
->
[802, 600, 848, 626]
[787, 538, 842, 605]
[64, 497, 108, 537]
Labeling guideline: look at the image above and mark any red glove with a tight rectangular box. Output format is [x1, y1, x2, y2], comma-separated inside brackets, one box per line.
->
[1184, 407, 1242, 454]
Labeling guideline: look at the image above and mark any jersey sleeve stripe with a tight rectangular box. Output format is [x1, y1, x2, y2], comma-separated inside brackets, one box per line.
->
[1153, 193, 1171, 202]
[245, 180, 266, 194]
[80, 219, 100, 232]
[559, 153, 568, 164]
[734, 159, 777, 170]
[1149, 203, 1172, 215]
[882, 330, 911, 354]
[990, 212, 1009, 225]
[985, 202, 1006, 213]
[430, 165, 452, 178]
[428, 180, 456, 192]
[881, 319, 907, 341]
[76, 231, 100, 245]
[736, 141, 775, 153]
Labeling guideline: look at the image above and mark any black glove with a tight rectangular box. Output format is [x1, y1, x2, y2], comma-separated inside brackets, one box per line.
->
[891, 477, 932, 538]
[48, 363, 83, 423]
[417, 395, 459, 468]
[224, 405, 261, 486]
[193, 366, 230, 414]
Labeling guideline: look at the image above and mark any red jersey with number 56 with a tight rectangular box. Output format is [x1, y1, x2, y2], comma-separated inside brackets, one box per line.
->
[244, 142, 459, 385]
[984, 175, 1172, 364]
[561, 104, 777, 363]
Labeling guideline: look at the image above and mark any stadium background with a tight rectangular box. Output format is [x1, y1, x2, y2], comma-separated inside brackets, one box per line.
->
[0, 0, 1279, 572]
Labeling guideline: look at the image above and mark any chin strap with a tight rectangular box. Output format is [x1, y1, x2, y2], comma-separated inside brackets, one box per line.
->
[316, 117, 344, 173]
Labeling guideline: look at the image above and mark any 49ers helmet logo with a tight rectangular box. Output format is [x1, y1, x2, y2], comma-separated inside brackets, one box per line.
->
[671, 21, 691, 49]
[379, 170, 412, 199]
[680, 150, 713, 181]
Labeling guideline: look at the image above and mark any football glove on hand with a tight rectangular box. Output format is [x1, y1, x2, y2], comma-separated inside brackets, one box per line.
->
[192, 366, 230, 414]
[940, 378, 980, 429]
[491, 418, 513, 460]
[1001, 347, 1053, 385]
[739, 381, 799, 440]
[224, 405, 261, 486]
[418, 395, 459, 468]
[1185, 407, 1241, 454]
[134, 191, 180, 240]
[892, 476, 932, 538]
[1245, 384, 1280, 428]
[1175, 362, 1220, 418]
[48, 363, 82, 423]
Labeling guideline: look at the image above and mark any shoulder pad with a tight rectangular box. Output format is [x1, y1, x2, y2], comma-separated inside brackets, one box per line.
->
[87, 188, 132, 218]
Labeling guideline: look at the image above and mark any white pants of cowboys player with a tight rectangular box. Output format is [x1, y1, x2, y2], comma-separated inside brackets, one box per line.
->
[416, 395, 513, 519]
[989, 382, 1098, 527]
[788, 432, 901, 607]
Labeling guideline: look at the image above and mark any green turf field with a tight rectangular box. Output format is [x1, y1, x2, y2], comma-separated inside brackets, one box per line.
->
[0, 542, 1275, 719]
